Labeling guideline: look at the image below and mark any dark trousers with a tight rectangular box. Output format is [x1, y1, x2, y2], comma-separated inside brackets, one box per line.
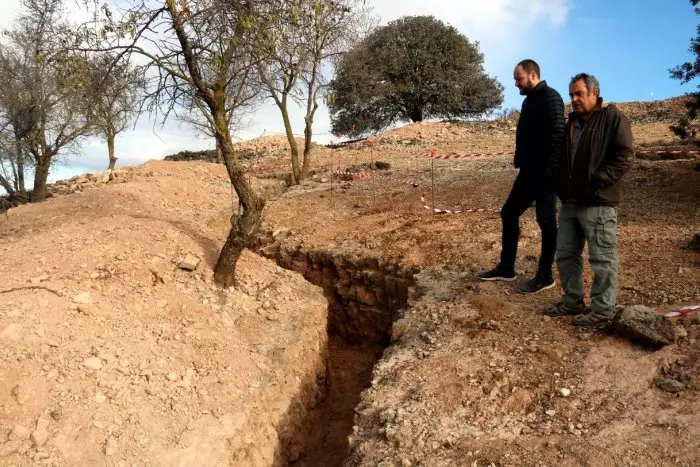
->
[499, 171, 557, 279]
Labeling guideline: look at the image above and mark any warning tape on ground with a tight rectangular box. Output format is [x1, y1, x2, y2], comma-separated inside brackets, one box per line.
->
[331, 169, 374, 180]
[330, 167, 492, 215]
[416, 149, 700, 160]
[420, 149, 512, 160]
[419, 192, 490, 214]
[664, 304, 700, 318]
[636, 149, 700, 156]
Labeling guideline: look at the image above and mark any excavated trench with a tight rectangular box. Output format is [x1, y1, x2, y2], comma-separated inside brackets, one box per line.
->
[254, 237, 415, 466]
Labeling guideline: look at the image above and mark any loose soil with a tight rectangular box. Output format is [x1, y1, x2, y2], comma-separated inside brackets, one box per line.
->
[0, 99, 699, 466]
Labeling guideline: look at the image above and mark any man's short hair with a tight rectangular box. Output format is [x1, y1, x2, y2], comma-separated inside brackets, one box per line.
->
[570, 73, 600, 95]
[517, 59, 540, 79]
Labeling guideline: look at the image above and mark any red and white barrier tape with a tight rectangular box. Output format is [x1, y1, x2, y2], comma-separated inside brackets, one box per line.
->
[420, 149, 512, 160]
[665, 304, 700, 318]
[331, 169, 374, 180]
[636, 149, 700, 156]
[416, 149, 700, 160]
[332, 146, 698, 213]
[419, 193, 491, 215]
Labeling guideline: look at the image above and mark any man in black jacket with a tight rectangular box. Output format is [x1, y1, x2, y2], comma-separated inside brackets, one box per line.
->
[479, 59, 565, 294]
[544, 73, 633, 325]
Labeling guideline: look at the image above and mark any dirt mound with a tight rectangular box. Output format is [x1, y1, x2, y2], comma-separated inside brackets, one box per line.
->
[373, 118, 517, 150]
[0, 161, 328, 466]
[610, 96, 689, 123]
[164, 149, 220, 163]
[162, 136, 326, 165]
[339, 96, 689, 154]
[234, 135, 323, 156]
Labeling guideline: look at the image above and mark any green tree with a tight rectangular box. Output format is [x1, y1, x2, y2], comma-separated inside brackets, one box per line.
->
[328, 15, 503, 137]
[670, 0, 700, 140]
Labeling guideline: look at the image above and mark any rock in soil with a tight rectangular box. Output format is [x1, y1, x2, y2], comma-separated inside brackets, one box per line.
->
[613, 305, 677, 348]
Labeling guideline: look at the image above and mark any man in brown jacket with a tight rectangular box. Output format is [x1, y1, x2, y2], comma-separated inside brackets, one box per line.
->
[544, 73, 634, 325]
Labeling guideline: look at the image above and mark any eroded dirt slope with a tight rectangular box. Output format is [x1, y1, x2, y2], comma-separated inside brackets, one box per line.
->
[0, 161, 328, 466]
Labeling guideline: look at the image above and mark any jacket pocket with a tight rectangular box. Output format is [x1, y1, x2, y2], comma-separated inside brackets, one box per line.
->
[595, 215, 617, 249]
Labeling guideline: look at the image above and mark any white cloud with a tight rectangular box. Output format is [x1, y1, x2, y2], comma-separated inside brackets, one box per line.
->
[1, 0, 571, 181]
[370, 0, 570, 53]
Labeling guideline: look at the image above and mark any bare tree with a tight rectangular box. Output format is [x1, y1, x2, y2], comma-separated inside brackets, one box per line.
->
[0, 0, 96, 201]
[87, 54, 145, 171]
[177, 94, 257, 162]
[82, 0, 267, 286]
[257, 0, 366, 184]
[0, 123, 26, 199]
[0, 48, 34, 200]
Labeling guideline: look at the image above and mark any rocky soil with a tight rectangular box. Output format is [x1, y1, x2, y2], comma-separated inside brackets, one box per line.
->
[0, 97, 698, 466]
[0, 162, 328, 466]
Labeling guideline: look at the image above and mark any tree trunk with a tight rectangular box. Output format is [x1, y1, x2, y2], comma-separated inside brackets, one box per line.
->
[302, 115, 313, 178]
[302, 57, 321, 180]
[10, 159, 19, 192]
[0, 173, 16, 199]
[17, 158, 26, 197]
[302, 98, 319, 179]
[280, 98, 300, 185]
[409, 108, 423, 122]
[33, 153, 51, 201]
[215, 140, 223, 163]
[107, 128, 117, 171]
[14, 132, 26, 196]
[212, 112, 265, 288]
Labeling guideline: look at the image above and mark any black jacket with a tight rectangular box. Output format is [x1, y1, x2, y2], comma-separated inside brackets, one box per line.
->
[514, 80, 565, 176]
[557, 103, 634, 206]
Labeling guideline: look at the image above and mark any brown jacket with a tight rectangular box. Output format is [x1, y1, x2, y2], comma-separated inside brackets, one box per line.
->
[557, 102, 634, 206]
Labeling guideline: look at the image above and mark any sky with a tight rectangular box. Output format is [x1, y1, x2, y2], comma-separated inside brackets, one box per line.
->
[0, 0, 698, 183]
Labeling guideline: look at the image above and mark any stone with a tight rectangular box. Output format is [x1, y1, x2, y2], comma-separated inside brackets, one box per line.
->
[35, 417, 50, 432]
[9, 425, 30, 440]
[103, 438, 118, 456]
[655, 378, 685, 393]
[178, 254, 201, 271]
[73, 292, 91, 304]
[95, 393, 107, 404]
[559, 388, 571, 397]
[83, 357, 103, 370]
[30, 417, 50, 447]
[0, 323, 22, 341]
[613, 305, 677, 348]
[391, 318, 409, 342]
[77, 304, 97, 316]
[545, 409, 556, 417]
[11, 384, 31, 405]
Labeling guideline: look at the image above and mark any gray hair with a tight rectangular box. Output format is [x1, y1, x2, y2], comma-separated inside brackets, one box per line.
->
[570, 73, 600, 95]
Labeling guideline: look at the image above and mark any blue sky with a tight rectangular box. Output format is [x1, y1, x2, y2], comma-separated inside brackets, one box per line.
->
[0, 0, 698, 183]
[512, 0, 698, 107]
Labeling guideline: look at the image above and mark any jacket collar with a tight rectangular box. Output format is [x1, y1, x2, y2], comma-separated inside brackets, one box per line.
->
[527, 80, 547, 95]
[568, 97, 605, 120]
